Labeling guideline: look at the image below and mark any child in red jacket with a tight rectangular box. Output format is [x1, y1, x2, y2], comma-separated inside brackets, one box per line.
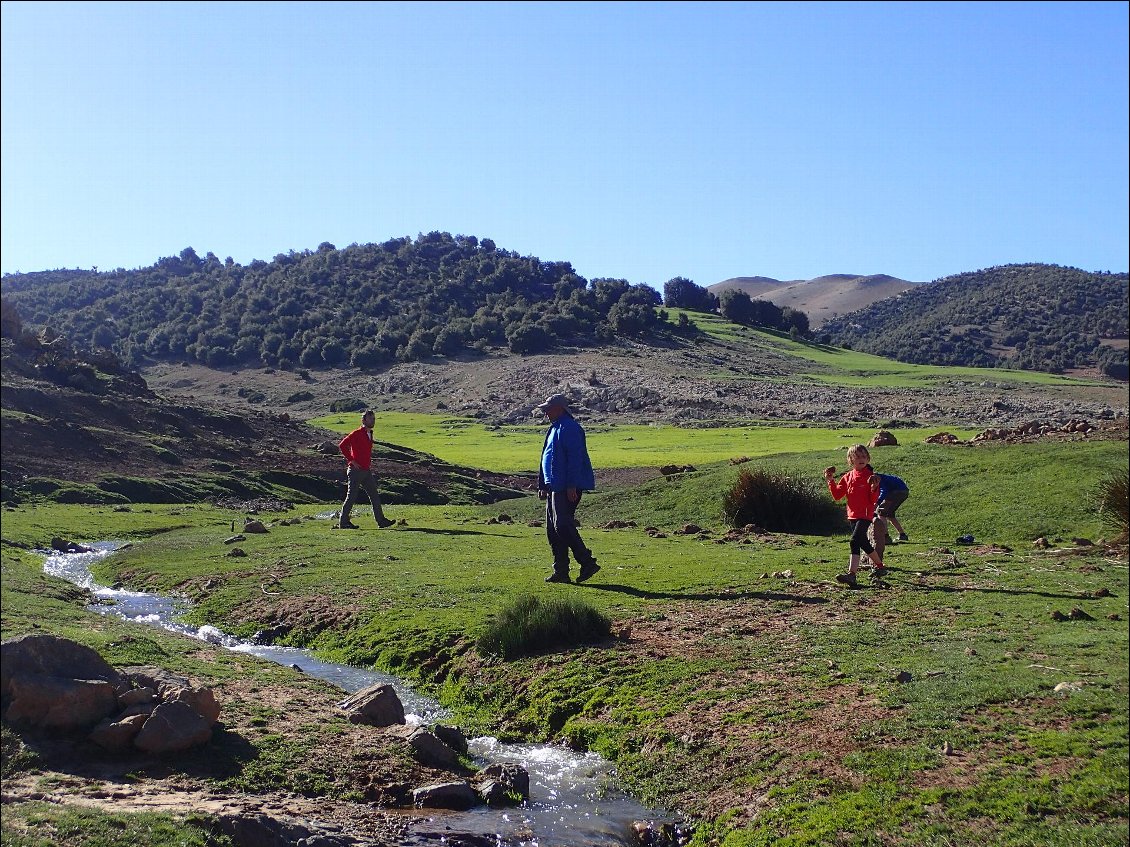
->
[824, 444, 886, 586]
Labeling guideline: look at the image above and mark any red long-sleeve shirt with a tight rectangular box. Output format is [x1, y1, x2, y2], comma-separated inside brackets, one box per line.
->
[827, 467, 879, 520]
[338, 426, 374, 470]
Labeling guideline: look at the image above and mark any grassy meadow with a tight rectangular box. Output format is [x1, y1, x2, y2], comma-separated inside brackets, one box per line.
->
[2, 425, 1127, 845]
[662, 309, 1112, 389]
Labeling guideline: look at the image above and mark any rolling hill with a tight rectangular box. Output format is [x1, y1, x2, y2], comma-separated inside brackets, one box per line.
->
[708, 273, 923, 327]
[820, 264, 1129, 377]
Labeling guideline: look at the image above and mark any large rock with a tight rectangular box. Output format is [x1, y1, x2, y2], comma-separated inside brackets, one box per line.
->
[412, 780, 479, 810]
[1, 634, 119, 702]
[89, 712, 148, 752]
[133, 700, 214, 753]
[119, 667, 220, 723]
[338, 683, 406, 727]
[5, 675, 118, 731]
[408, 728, 460, 769]
[869, 430, 898, 447]
[476, 762, 530, 807]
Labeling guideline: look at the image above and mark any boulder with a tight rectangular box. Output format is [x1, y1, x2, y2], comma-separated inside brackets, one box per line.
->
[868, 430, 898, 447]
[243, 520, 269, 534]
[338, 683, 406, 727]
[412, 780, 479, 810]
[477, 762, 529, 804]
[408, 728, 460, 769]
[5, 675, 118, 731]
[133, 700, 214, 753]
[89, 712, 148, 752]
[432, 724, 469, 755]
[1, 634, 119, 702]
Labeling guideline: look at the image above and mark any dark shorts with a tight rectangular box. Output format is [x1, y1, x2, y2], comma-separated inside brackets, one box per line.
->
[876, 489, 909, 517]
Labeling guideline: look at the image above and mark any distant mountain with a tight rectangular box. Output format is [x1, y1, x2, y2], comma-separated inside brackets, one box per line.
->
[821, 264, 1129, 378]
[708, 274, 922, 327]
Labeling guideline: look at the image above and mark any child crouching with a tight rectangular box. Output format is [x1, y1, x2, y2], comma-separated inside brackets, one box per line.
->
[824, 444, 886, 586]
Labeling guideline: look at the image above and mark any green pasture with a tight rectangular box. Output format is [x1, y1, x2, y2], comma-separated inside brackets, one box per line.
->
[2, 437, 1127, 846]
[662, 308, 1109, 388]
[310, 410, 981, 474]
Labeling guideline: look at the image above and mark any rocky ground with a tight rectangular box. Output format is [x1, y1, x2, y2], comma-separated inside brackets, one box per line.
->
[141, 337, 1129, 431]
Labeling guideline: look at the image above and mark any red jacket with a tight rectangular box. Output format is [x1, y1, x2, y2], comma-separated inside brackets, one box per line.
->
[828, 467, 879, 520]
[338, 426, 374, 470]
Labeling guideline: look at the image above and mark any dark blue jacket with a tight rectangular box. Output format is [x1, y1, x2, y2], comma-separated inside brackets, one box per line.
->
[538, 413, 595, 492]
[875, 474, 909, 500]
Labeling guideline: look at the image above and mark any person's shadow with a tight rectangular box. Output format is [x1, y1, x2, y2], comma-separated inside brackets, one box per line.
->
[582, 582, 827, 604]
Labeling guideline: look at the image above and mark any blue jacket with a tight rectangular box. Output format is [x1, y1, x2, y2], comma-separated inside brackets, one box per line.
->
[539, 413, 595, 492]
[875, 474, 909, 500]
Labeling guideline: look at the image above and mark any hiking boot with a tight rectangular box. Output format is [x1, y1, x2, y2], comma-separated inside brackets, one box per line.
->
[339, 521, 360, 530]
[376, 518, 395, 529]
[872, 566, 889, 577]
[835, 572, 858, 586]
[898, 533, 909, 542]
[545, 572, 571, 584]
[577, 563, 601, 583]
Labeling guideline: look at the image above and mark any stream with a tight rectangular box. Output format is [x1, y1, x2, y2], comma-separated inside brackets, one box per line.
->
[42, 542, 678, 846]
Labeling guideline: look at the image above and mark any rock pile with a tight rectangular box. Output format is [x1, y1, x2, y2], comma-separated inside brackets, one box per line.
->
[1, 634, 219, 754]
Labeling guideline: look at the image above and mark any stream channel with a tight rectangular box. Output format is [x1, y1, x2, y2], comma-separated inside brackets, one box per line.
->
[42, 541, 678, 846]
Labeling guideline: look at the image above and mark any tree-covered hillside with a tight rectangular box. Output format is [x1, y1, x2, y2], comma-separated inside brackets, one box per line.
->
[821, 264, 1128, 378]
[0, 233, 667, 368]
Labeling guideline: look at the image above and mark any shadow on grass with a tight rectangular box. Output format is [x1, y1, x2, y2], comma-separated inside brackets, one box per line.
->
[906, 581, 1101, 601]
[583, 582, 828, 604]
[392, 527, 516, 537]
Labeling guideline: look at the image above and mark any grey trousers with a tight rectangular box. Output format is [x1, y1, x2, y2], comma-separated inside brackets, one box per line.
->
[341, 466, 388, 525]
[546, 490, 596, 575]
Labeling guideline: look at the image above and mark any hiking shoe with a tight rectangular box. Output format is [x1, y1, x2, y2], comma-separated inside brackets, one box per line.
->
[376, 518, 395, 529]
[898, 533, 909, 542]
[576, 563, 601, 583]
[545, 572, 571, 584]
[835, 572, 858, 586]
[339, 522, 360, 530]
[872, 566, 889, 577]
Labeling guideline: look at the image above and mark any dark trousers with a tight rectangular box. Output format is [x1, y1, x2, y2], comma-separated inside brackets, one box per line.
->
[341, 466, 388, 525]
[849, 518, 875, 555]
[546, 491, 595, 574]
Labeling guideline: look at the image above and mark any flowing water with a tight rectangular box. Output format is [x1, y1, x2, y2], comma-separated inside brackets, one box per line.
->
[42, 542, 677, 846]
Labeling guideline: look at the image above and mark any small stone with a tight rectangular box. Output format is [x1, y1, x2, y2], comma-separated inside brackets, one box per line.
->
[941, 740, 955, 755]
[894, 670, 912, 683]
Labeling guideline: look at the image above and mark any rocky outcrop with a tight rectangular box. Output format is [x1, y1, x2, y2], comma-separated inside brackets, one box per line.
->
[1, 635, 220, 754]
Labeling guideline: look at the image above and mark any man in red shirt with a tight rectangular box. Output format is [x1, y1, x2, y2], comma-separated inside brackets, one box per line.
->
[337, 410, 395, 530]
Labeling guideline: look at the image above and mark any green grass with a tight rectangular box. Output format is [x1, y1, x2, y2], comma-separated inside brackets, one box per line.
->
[662, 309, 1111, 388]
[0, 804, 230, 847]
[310, 410, 980, 473]
[2, 436, 1127, 846]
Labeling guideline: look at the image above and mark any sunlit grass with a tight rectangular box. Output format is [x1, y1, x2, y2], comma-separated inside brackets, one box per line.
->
[310, 411, 980, 473]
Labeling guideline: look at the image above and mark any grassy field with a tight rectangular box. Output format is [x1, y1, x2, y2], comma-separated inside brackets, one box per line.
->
[3, 435, 1127, 846]
[310, 410, 982, 474]
[662, 309, 1111, 389]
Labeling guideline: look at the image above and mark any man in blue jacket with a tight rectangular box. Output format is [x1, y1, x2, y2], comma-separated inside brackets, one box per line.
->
[536, 393, 599, 584]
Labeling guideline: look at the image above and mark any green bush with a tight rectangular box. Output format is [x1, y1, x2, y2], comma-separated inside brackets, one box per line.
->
[1096, 468, 1129, 541]
[329, 398, 367, 413]
[476, 595, 611, 660]
[722, 467, 846, 534]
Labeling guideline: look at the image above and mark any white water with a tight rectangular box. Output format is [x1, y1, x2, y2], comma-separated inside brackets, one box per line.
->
[42, 542, 676, 846]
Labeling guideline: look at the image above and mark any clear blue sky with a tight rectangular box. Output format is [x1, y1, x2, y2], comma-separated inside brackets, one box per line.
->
[2, 1, 1127, 287]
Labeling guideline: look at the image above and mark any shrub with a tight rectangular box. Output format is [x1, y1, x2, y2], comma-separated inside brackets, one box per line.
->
[1095, 469, 1129, 541]
[329, 398, 367, 413]
[722, 468, 846, 534]
[476, 595, 611, 660]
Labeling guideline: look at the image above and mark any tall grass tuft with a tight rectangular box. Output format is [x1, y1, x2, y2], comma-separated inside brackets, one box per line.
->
[1095, 469, 1129, 541]
[722, 468, 847, 534]
[476, 595, 611, 660]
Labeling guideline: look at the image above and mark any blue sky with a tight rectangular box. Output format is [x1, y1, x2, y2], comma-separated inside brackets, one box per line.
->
[2, 1, 1127, 287]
